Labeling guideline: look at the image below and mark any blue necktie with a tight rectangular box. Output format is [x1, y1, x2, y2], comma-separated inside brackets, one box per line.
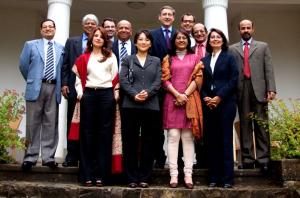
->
[44, 41, 54, 80]
[120, 42, 128, 63]
[164, 29, 171, 49]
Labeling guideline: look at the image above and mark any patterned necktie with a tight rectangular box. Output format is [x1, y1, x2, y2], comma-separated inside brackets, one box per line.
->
[44, 41, 54, 80]
[120, 42, 128, 63]
[164, 29, 171, 50]
[244, 41, 251, 78]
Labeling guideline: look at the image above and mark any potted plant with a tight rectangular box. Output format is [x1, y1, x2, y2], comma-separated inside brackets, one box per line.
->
[253, 98, 300, 184]
[0, 89, 25, 163]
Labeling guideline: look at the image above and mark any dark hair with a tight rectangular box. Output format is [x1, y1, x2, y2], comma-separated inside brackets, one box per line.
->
[169, 29, 194, 56]
[86, 26, 112, 62]
[40, 19, 56, 29]
[133, 29, 153, 52]
[101, 17, 116, 27]
[181, 13, 195, 22]
[206, 28, 228, 53]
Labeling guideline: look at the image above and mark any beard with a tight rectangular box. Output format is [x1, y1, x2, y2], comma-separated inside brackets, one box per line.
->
[242, 32, 251, 41]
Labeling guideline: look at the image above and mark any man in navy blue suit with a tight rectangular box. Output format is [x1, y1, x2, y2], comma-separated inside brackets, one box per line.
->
[61, 14, 98, 167]
[112, 20, 136, 68]
[150, 5, 176, 168]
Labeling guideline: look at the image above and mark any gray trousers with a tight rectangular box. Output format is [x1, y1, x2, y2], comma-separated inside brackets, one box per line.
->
[239, 79, 270, 164]
[23, 83, 58, 164]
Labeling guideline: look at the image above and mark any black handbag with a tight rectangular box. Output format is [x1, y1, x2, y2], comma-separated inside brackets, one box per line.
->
[128, 58, 134, 84]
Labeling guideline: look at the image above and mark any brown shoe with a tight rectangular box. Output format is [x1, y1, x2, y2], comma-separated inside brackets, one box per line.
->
[184, 176, 194, 189]
[169, 176, 178, 188]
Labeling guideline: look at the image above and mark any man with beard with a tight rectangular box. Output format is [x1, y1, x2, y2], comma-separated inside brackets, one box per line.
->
[230, 19, 276, 174]
[61, 14, 98, 167]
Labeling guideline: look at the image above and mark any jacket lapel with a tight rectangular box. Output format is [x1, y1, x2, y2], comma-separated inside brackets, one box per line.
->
[54, 42, 63, 66]
[143, 55, 153, 69]
[37, 39, 45, 63]
[75, 37, 82, 55]
[249, 40, 258, 57]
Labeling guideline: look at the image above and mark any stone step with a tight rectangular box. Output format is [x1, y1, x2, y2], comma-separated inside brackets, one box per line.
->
[0, 181, 297, 198]
[0, 164, 276, 186]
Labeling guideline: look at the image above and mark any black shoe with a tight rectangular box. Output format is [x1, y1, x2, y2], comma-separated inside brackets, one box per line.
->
[208, 182, 217, 188]
[128, 183, 138, 188]
[139, 182, 149, 188]
[42, 161, 58, 169]
[21, 161, 35, 171]
[260, 163, 270, 175]
[62, 161, 78, 167]
[223, 183, 233, 188]
[238, 162, 255, 169]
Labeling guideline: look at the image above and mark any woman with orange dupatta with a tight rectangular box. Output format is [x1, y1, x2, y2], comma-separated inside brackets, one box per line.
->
[72, 26, 119, 187]
[161, 29, 203, 189]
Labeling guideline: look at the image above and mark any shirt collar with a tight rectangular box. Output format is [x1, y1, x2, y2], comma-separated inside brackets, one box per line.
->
[241, 38, 252, 45]
[43, 38, 53, 45]
[82, 33, 88, 41]
[161, 26, 172, 32]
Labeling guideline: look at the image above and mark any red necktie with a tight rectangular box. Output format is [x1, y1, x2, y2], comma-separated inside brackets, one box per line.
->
[244, 42, 251, 78]
[197, 44, 204, 60]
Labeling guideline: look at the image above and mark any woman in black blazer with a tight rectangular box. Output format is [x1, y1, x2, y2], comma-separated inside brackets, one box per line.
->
[120, 29, 161, 188]
[201, 28, 238, 188]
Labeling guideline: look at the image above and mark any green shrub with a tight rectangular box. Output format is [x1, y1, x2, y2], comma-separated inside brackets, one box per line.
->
[253, 98, 300, 160]
[0, 89, 25, 163]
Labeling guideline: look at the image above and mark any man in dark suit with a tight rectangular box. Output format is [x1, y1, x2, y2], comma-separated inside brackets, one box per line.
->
[112, 20, 136, 68]
[61, 14, 98, 167]
[19, 19, 64, 171]
[149, 5, 176, 168]
[102, 17, 116, 43]
[180, 13, 196, 48]
[230, 19, 276, 173]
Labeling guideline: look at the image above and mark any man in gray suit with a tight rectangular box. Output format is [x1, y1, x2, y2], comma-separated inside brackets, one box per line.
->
[230, 19, 276, 173]
[19, 19, 64, 171]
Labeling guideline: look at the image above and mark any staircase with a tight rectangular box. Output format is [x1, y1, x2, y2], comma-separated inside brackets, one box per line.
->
[0, 163, 299, 198]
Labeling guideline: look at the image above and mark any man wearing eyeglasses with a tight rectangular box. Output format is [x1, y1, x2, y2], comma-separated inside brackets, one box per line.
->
[180, 13, 196, 47]
[19, 19, 64, 171]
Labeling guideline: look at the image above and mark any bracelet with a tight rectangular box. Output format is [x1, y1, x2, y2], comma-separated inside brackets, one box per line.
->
[184, 92, 189, 97]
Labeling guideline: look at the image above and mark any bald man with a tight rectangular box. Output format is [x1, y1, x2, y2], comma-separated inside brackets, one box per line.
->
[230, 19, 276, 174]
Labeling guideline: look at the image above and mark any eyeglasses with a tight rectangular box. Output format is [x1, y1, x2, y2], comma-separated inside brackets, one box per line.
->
[182, 20, 194, 23]
[193, 30, 206, 35]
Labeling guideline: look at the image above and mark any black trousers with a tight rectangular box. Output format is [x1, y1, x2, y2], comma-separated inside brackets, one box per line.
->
[121, 108, 160, 183]
[204, 100, 236, 185]
[239, 79, 270, 164]
[79, 88, 115, 183]
[65, 94, 79, 163]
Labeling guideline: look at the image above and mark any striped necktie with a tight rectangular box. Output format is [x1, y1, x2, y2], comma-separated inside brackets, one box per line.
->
[164, 29, 171, 50]
[120, 42, 128, 64]
[44, 41, 54, 80]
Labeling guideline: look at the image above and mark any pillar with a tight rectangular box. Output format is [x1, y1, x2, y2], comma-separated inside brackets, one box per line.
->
[47, 0, 72, 162]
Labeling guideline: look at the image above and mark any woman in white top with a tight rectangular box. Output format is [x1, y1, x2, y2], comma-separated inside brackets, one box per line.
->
[73, 26, 119, 187]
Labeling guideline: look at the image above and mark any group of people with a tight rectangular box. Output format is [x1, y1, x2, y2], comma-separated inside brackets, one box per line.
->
[19, 5, 276, 189]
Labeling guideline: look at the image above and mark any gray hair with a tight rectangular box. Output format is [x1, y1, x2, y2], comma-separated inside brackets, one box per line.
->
[82, 14, 99, 25]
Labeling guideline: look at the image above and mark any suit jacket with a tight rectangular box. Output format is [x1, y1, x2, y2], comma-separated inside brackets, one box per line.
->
[19, 39, 64, 103]
[120, 54, 161, 111]
[112, 39, 136, 67]
[150, 27, 176, 61]
[230, 40, 276, 102]
[201, 51, 238, 102]
[61, 36, 82, 98]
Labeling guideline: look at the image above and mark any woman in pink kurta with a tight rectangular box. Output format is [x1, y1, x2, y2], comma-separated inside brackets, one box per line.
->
[162, 29, 203, 189]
